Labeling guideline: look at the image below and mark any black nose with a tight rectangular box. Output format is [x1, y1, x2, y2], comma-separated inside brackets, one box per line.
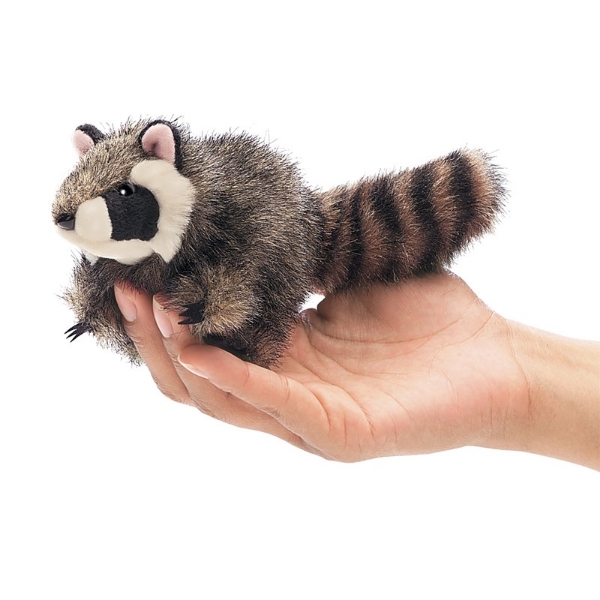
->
[57, 214, 75, 230]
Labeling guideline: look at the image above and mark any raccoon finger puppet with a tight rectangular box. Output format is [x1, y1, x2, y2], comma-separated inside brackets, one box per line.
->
[53, 119, 505, 367]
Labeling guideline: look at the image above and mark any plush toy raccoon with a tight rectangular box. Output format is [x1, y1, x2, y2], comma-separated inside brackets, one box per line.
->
[53, 119, 505, 367]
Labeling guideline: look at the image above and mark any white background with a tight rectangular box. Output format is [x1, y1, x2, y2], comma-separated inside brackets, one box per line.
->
[1, 1, 598, 598]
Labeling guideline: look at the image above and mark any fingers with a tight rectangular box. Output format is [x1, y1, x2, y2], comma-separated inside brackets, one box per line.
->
[155, 305, 305, 439]
[149, 296, 214, 402]
[178, 343, 331, 445]
[114, 285, 317, 450]
[114, 284, 191, 404]
[150, 297, 249, 423]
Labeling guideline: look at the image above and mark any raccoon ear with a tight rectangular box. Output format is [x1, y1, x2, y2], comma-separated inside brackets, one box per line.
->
[73, 124, 105, 157]
[139, 121, 183, 170]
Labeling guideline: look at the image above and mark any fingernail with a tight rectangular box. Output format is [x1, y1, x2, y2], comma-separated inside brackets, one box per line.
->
[114, 284, 137, 323]
[179, 358, 208, 379]
[153, 297, 174, 338]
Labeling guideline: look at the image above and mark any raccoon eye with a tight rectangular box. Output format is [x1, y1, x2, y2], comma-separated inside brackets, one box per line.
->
[117, 182, 137, 197]
[57, 214, 75, 230]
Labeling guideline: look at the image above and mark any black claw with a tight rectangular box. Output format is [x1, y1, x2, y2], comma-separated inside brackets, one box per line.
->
[178, 301, 206, 326]
[203, 335, 251, 362]
[65, 322, 90, 342]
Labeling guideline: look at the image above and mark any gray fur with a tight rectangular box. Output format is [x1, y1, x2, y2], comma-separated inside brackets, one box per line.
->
[54, 119, 506, 367]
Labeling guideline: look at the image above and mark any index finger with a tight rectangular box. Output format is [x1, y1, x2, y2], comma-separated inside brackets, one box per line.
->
[114, 284, 191, 405]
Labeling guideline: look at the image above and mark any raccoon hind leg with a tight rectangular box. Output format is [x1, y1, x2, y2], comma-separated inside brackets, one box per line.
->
[202, 334, 252, 363]
[192, 309, 297, 368]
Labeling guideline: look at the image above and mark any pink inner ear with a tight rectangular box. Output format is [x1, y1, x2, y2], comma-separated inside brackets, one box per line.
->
[73, 129, 95, 157]
[141, 123, 176, 164]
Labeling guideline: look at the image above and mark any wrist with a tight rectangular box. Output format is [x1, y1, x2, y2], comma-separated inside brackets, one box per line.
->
[504, 322, 600, 470]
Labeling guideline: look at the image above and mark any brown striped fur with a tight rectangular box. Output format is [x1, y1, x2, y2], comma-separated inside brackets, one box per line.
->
[315, 149, 504, 293]
[54, 120, 505, 367]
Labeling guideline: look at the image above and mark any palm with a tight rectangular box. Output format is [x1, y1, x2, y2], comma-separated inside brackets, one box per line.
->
[124, 272, 524, 461]
[269, 272, 519, 459]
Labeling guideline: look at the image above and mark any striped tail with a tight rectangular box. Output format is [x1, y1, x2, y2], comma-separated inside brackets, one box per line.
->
[314, 149, 506, 293]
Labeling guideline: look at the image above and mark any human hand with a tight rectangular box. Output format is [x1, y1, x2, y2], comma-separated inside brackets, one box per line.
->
[114, 272, 534, 461]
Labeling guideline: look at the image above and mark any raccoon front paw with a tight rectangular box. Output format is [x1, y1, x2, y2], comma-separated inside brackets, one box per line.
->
[178, 300, 207, 325]
[65, 322, 91, 342]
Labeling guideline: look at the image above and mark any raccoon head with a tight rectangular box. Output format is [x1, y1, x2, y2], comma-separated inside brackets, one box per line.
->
[53, 120, 195, 265]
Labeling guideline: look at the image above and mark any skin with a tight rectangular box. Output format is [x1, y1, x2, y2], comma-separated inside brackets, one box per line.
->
[114, 272, 599, 470]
